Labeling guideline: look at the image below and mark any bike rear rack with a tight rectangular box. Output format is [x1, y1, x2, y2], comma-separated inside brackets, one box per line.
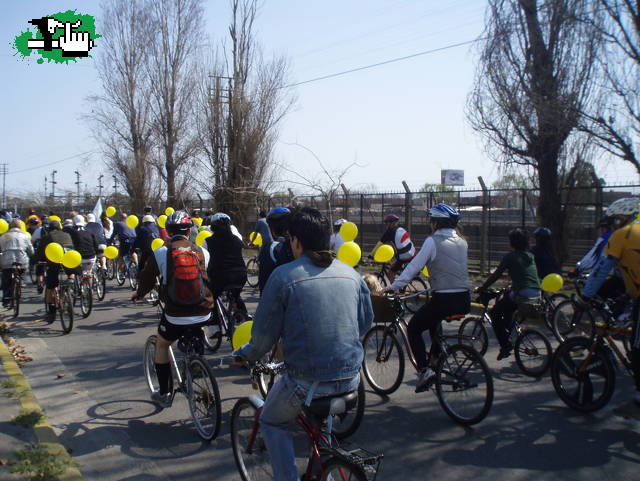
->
[333, 446, 383, 480]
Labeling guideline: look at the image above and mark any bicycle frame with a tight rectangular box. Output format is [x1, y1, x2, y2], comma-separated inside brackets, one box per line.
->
[579, 323, 633, 376]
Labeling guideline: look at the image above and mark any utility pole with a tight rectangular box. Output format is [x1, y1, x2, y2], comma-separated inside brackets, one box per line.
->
[98, 174, 104, 200]
[112, 174, 117, 198]
[51, 170, 57, 200]
[0, 164, 7, 209]
[74, 170, 81, 207]
[44, 176, 47, 198]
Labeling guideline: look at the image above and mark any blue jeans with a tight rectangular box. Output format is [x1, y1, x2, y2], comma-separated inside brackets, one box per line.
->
[260, 372, 360, 481]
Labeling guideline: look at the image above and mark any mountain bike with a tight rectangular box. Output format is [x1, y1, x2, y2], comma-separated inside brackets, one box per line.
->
[457, 288, 553, 377]
[72, 269, 93, 319]
[105, 256, 116, 281]
[362, 294, 493, 425]
[246, 254, 259, 288]
[44, 273, 74, 334]
[203, 290, 250, 352]
[5, 263, 23, 318]
[143, 326, 222, 441]
[550, 297, 633, 413]
[92, 261, 106, 301]
[255, 349, 366, 440]
[230, 362, 383, 481]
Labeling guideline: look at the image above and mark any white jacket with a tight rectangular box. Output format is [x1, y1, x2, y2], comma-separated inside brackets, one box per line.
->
[0, 228, 34, 269]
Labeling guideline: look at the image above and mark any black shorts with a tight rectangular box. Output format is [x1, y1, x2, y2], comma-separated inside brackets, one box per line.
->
[119, 239, 135, 257]
[45, 264, 78, 289]
[157, 314, 211, 342]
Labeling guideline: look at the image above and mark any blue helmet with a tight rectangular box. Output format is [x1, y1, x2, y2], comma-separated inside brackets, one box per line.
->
[267, 206, 290, 220]
[428, 203, 460, 219]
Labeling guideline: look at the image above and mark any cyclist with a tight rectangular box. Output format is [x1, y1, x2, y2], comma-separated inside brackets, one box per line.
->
[35, 219, 74, 321]
[254, 210, 269, 243]
[382, 203, 471, 392]
[132, 210, 214, 408]
[86, 214, 108, 271]
[233, 207, 373, 481]
[370, 214, 416, 284]
[257, 206, 294, 294]
[329, 218, 346, 252]
[134, 215, 160, 271]
[110, 212, 138, 272]
[479, 228, 541, 361]
[205, 212, 248, 314]
[0, 219, 33, 307]
[62, 219, 74, 234]
[530, 227, 561, 279]
[100, 212, 114, 240]
[26, 217, 40, 235]
[31, 216, 50, 294]
[70, 215, 99, 285]
[580, 197, 640, 412]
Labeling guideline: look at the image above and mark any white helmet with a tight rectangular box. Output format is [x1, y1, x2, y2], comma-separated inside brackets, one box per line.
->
[333, 218, 346, 227]
[605, 197, 639, 218]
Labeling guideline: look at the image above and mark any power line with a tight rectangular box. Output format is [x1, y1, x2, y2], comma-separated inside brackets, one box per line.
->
[10, 150, 96, 175]
[283, 38, 483, 88]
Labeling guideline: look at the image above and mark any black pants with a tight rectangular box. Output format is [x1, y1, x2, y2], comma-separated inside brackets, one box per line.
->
[631, 300, 640, 392]
[490, 293, 519, 350]
[212, 287, 247, 324]
[408, 291, 470, 371]
[1, 269, 12, 302]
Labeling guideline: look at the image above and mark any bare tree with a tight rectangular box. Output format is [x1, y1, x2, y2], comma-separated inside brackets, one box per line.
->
[146, 0, 204, 207]
[467, 0, 602, 260]
[579, 1, 640, 176]
[88, 0, 158, 213]
[194, 0, 294, 229]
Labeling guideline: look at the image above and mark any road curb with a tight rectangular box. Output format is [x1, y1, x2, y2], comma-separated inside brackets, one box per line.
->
[0, 335, 85, 481]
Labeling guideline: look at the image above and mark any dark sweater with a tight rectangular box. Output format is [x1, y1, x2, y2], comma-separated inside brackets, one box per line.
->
[482, 250, 540, 293]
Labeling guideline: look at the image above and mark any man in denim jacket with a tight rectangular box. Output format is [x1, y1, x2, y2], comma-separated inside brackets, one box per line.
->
[235, 207, 373, 481]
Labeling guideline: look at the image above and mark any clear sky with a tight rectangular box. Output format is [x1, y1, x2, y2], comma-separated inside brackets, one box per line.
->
[2, 0, 639, 201]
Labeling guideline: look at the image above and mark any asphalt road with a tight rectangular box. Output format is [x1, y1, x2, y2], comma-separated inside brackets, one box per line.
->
[5, 275, 639, 481]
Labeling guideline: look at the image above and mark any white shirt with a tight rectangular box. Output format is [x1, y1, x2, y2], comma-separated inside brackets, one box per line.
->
[330, 232, 345, 252]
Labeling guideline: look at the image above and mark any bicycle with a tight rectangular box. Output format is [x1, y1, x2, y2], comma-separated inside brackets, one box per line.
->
[255, 348, 366, 440]
[550, 297, 633, 413]
[72, 268, 93, 319]
[92, 261, 107, 301]
[143, 326, 222, 441]
[457, 288, 552, 377]
[116, 251, 138, 290]
[246, 254, 259, 288]
[362, 294, 493, 425]
[370, 260, 429, 314]
[230, 362, 383, 481]
[5, 263, 23, 318]
[44, 272, 74, 334]
[105, 256, 117, 281]
[203, 290, 250, 352]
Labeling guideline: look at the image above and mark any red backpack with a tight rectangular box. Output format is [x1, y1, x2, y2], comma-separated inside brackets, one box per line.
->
[166, 243, 206, 306]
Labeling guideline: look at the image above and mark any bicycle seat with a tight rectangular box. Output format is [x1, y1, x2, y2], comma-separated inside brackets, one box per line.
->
[177, 326, 206, 355]
[443, 314, 465, 322]
[304, 390, 358, 418]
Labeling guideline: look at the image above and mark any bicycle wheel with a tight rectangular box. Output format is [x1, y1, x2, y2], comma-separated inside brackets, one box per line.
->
[322, 456, 367, 481]
[402, 278, 429, 314]
[202, 322, 223, 353]
[107, 259, 116, 281]
[514, 327, 552, 377]
[246, 258, 259, 288]
[362, 325, 404, 395]
[128, 262, 138, 290]
[143, 335, 174, 395]
[94, 269, 106, 301]
[544, 293, 568, 332]
[186, 357, 222, 441]
[230, 397, 273, 481]
[59, 289, 74, 334]
[29, 263, 36, 284]
[116, 261, 125, 286]
[12, 278, 20, 318]
[332, 375, 365, 440]
[80, 279, 93, 318]
[550, 337, 615, 413]
[457, 316, 489, 356]
[435, 344, 493, 425]
[552, 300, 595, 342]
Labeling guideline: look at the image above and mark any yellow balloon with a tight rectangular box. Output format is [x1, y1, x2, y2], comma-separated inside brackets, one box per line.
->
[18, 220, 26, 232]
[126, 215, 139, 229]
[249, 232, 263, 247]
[0, 219, 8, 234]
[45, 242, 64, 263]
[232, 321, 253, 351]
[374, 244, 394, 263]
[541, 273, 564, 293]
[339, 222, 358, 242]
[422, 266, 430, 277]
[196, 230, 212, 246]
[62, 250, 82, 269]
[192, 217, 203, 227]
[104, 246, 119, 259]
[48, 215, 61, 223]
[337, 241, 361, 267]
[105, 206, 116, 217]
[151, 238, 164, 251]
[165, 207, 175, 216]
[158, 214, 167, 229]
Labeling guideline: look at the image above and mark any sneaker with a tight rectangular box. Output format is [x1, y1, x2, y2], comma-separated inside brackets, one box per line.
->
[150, 391, 172, 409]
[497, 344, 513, 361]
[415, 368, 435, 393]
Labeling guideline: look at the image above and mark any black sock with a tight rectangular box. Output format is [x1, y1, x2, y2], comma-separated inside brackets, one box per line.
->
[155, 363, 171, 394]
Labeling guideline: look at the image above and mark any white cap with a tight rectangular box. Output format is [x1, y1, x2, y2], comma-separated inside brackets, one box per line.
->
[63, 219, 74, 227]
[73, 215, 85, 226]
[87, 213, 96, 223]
[334, 218, 347, 226]
[142, 215, 155, 223]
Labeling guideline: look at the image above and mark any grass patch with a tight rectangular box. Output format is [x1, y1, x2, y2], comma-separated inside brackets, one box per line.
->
[9, 444, 75, 481]
[1, 379, 18, 390]
[11, 409, 44, 428]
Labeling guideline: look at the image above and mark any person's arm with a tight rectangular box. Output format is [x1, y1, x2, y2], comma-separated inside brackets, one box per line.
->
[235, 271, 285, 362]
[480, 256, 508, 290]
[24, 235, 34, 257]
[389, 237, 435, 291]
[134, 253, 160, 300]
[358, 278, 374, 338]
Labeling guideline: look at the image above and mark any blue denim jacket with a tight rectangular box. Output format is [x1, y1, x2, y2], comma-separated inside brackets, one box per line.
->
[237, 254, 373, 381]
